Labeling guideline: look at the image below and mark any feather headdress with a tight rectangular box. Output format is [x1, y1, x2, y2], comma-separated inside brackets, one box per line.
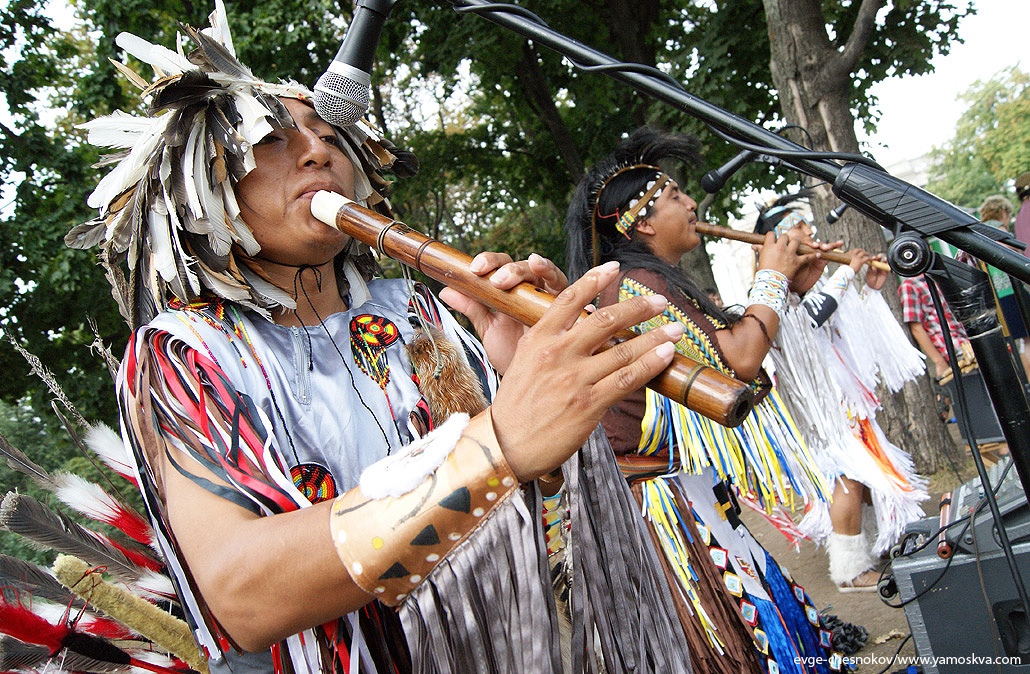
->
[67, 0, 418, 328]
[564, 127, 701, 281]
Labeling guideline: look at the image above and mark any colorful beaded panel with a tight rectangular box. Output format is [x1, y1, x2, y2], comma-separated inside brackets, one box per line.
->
[617, 277, 733, 378]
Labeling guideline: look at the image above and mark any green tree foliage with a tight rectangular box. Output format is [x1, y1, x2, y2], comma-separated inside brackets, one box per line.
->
[926, 67, 1030, 209]
[0, 0, 973, 445]
[0, 1, 125, 426]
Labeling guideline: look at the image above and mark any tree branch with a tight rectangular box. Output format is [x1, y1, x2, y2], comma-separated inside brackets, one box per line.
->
[513, 43, 584, 183]
[837, 0, 886, 76]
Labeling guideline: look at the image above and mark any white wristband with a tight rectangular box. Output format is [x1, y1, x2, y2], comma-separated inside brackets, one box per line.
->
[747, 269, 790, 317]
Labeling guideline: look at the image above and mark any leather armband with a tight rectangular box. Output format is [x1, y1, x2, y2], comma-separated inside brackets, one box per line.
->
[329, 411, 518, 606]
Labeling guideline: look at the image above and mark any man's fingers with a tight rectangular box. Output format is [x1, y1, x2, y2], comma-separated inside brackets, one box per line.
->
[580, 320, 684, 383]
[484, 255, 569, 292]
[592, 341, 678, 405]
[527, 253, 569, 294]
[439, 287, 493, 335]
[469, 251, 514, 275]
[560, 292, 670, 356]
[534, 260, 621, 334]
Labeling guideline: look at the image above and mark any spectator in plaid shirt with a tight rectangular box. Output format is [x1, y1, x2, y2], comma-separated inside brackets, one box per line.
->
[898, 274, 971, 376]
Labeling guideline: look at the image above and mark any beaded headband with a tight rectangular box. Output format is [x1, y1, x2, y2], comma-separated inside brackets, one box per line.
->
[589, 164, 672, 266]
[773, 210, 810, 237]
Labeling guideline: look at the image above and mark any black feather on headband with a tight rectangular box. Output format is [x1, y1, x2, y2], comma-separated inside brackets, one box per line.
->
[753, 188, 814, 236]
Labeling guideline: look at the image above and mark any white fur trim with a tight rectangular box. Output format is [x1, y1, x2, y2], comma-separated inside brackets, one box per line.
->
[359, 413, 470, 499]
[827, 532, 876, 586]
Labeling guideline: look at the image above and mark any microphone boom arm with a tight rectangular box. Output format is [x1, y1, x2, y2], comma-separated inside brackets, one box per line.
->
[447, 0, 1030, 285]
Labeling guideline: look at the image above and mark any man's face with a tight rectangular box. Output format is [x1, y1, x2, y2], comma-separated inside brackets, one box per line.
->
[233, 98, 357, 266]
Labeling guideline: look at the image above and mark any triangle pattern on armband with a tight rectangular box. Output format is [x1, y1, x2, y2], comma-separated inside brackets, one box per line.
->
[379, 562, 410, 580]
[411, 525, 440, 546]
[439, 487, 471, 513]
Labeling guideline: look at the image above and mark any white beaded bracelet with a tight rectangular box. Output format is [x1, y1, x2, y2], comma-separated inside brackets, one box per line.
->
[747, 269, 790, 317]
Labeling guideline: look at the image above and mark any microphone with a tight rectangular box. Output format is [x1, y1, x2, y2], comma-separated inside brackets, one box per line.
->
[701, 149, 756, 194]
[826, 203, 848, 224]
[313, 0, 397, 127]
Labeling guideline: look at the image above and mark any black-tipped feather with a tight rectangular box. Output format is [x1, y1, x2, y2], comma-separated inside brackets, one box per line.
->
[0, 635, 51, 670]
[0, 554, 89, 610]
[0, 433, 54, 488]
[183, 24, 253, 80]
[150, 71, 220, 114]
[205, 104, 246, 157]
[0, 493, 142, 585]
[65, 218, 109, 250]
[253, 91, 296, 130]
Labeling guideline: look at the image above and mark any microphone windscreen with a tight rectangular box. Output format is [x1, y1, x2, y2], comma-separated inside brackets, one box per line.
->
[313, 61, 371, 127]
[700, 171, 724, 194]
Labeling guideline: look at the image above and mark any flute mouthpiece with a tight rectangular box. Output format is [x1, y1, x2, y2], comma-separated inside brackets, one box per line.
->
[311, 190, 355, 230]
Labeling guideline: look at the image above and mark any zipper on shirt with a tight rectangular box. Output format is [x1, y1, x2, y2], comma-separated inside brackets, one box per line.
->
[289, 326, 312, 405]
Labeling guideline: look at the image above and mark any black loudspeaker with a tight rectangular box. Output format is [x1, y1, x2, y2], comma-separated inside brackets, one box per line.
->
[943, 368, 1006, 445]
[892, 463, 1030, 673]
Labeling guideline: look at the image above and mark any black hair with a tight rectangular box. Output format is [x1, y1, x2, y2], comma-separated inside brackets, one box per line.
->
[753, 189, 812, 235]
[564, 127, 730, 324]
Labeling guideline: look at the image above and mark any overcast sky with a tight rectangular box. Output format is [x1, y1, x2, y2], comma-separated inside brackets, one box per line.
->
[860, 0, 1028, 167]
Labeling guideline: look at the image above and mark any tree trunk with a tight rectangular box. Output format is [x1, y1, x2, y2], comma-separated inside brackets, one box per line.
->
[605, 0, 661, 128]
[761, 0, 956, 474]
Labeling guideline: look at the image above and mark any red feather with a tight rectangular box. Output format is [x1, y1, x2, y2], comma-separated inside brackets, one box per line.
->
[0, 599, 69, 652]
[99, 532, 162, 573]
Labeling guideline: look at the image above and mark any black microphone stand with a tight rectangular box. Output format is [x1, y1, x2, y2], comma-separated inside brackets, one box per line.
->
[448, 0, 1030, 640]
[447, 0, 1030, 485]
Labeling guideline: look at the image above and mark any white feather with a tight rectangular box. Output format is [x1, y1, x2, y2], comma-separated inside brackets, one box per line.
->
[78, 111, 153, 149]
[182, 122, 205, 220]
[84, 424, 135, 482]
[239, 266, 296, 310]
[221, 183, 261, 255]
[53, 472, 124, 521]
[171, 230, 202, 296]
[158, 145, 173, 187]
[202, 0, 237, 57]
[51, 472, 155, 545]
[148, 208, 176, 282]
[194, 159, 229, 257]
[232, 93, 276, 146]
[115, 32, 194, 76]
[132, 568, 178, 601]
[159, 186, 201, 296]
[221, 178, 241, 219]
[90, 116, 167, 210]
[197, 264, 250, 303]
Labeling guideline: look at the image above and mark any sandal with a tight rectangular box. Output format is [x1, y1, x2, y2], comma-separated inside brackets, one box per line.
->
[836, 569, 879, 593]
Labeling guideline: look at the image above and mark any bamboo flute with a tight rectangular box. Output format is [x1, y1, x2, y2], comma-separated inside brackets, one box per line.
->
[694, 222, 892, 271]
[311, 191, 754, 427]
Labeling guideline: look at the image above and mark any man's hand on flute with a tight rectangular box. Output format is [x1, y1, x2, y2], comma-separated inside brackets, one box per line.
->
[441, 255, 684, 483]
[776, 227, 843, 295]
[849, 249, 890, 290]
[439, 251, 568, 374]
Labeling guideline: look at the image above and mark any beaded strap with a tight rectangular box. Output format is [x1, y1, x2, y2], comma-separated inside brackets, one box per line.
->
[747, 269, 789, 317]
